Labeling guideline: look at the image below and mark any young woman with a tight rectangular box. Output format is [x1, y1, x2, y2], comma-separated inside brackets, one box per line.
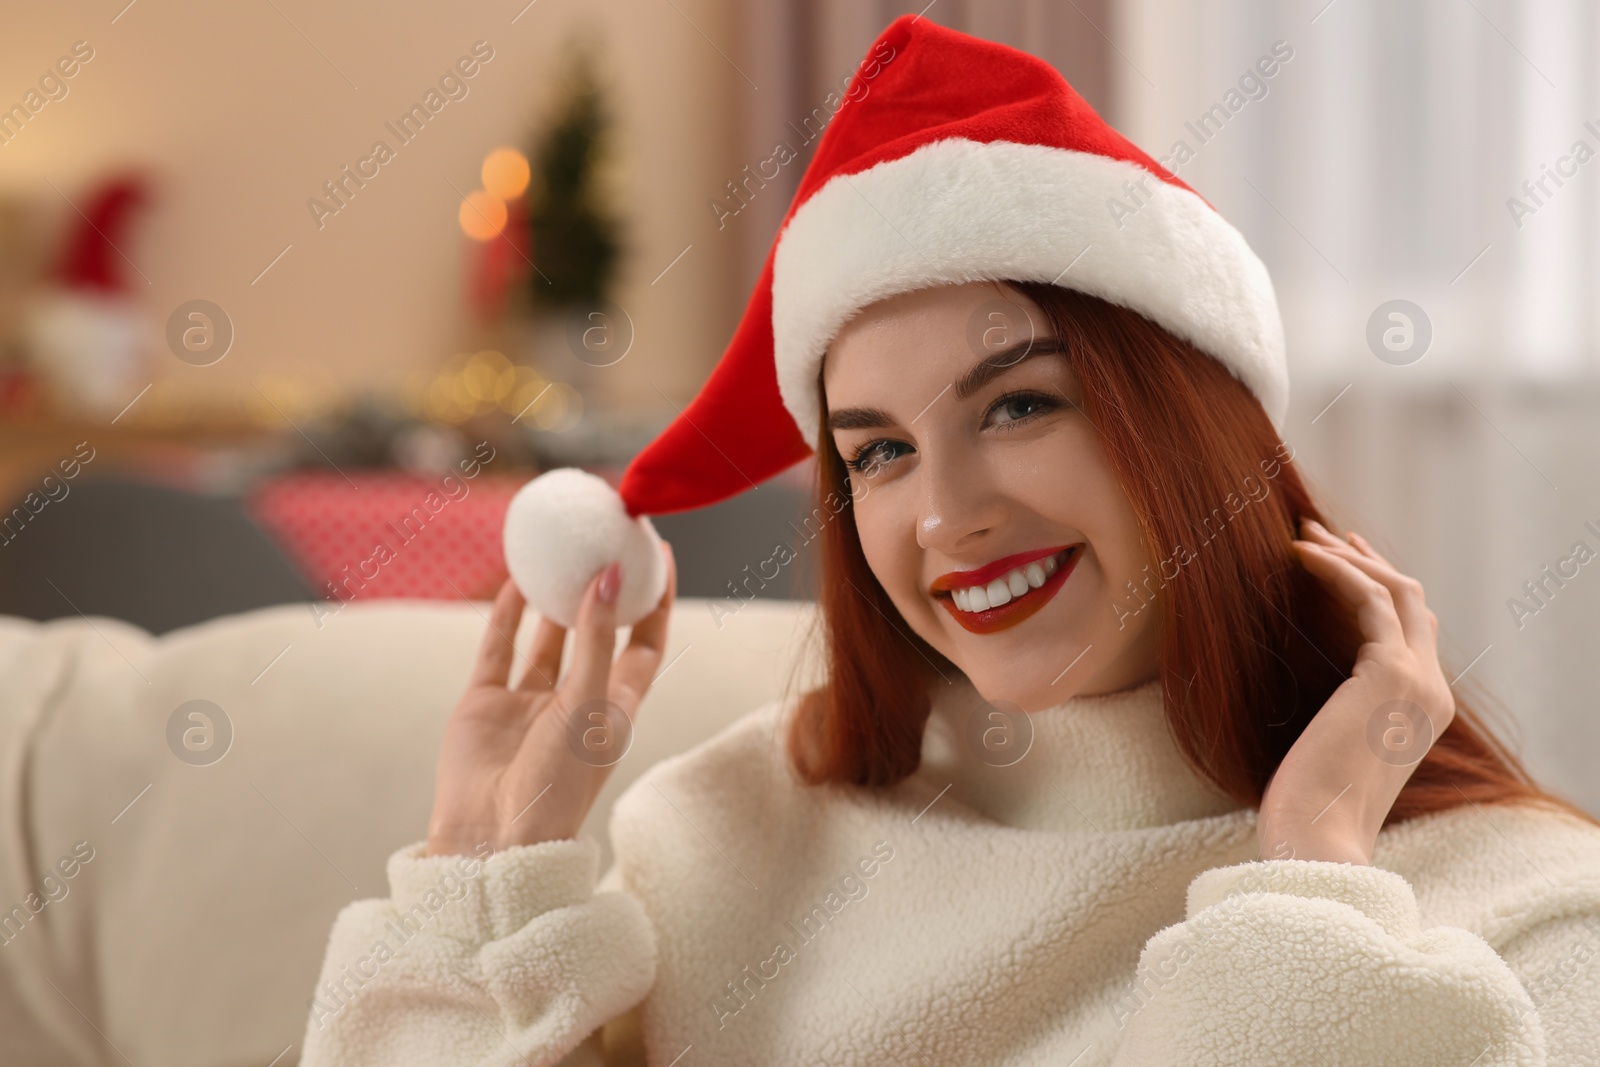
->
[303, 16, 1600, 1067]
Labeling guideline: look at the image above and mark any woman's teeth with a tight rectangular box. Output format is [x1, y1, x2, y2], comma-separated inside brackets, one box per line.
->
[951, 550, 1068, 613]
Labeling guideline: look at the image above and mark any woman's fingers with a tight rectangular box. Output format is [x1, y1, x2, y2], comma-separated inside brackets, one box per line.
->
[1343, 530, 1437, 650]
[516, 613, 566, 693]
[562, 561, 623, 707]
[612, 542, 677, 707]
[1292, 537, 1406, 649]
[1299, 519, 1435, 654]
[468, 579, 527, 688]
[516, 546, 677, 701]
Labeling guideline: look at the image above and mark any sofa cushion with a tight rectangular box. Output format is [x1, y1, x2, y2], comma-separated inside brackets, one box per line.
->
[0, 595, 820, 1067]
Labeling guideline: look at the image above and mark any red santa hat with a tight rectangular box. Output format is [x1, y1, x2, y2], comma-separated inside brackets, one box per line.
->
[504, 13, 1287, 627]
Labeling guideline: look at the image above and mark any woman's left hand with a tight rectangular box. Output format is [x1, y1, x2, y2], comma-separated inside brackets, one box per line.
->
[1256, 518, 1457, 866]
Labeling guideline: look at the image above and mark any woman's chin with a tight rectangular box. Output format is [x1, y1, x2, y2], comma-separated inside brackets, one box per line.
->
[953, 667, 1068, 715]
[947, 629, 1093, 704]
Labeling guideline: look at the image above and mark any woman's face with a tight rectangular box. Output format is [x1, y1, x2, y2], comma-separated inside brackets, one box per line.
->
[822, 281, 1159, 712]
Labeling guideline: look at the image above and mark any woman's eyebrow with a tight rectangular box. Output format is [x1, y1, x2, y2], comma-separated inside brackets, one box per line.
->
[953, 336, 1068, 400]
[827, 406, 896, 431]
[826, 336, 1069, 432]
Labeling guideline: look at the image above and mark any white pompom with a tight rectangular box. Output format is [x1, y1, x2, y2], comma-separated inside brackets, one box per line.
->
[501, 467, 668, 628]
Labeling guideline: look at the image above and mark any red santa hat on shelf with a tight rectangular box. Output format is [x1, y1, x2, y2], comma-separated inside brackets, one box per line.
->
[504, 13, 1287, 628]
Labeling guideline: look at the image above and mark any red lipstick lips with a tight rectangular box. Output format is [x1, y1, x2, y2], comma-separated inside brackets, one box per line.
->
[931, 544, 1081, 635]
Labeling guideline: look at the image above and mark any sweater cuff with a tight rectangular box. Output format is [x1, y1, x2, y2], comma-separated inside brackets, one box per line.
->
[386, 836, 602, 944]
[1187, 859, 1422, 941]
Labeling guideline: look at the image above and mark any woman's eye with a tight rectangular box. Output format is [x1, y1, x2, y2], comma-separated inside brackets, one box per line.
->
[985, 390, 1059, 429]
[842, 392, 1059, 474]
[845, 439, 908, 475]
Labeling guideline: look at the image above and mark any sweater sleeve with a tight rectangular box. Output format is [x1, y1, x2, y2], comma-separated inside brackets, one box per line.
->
[1107, 859, 1573, 1066]
[299, 835, 657, 1067]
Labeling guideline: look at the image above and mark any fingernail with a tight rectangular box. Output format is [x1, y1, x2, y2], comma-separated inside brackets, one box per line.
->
[598, 561, 622, 604]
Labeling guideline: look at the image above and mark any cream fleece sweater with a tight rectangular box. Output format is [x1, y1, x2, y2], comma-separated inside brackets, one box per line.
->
[300, 678, 1600, 1065]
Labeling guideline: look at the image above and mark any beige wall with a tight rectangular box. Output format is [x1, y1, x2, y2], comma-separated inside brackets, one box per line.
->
[0, 0, 745, 418]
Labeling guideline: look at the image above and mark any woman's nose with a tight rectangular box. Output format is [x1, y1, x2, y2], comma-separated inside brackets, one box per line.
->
[916, 445, 1005, 554]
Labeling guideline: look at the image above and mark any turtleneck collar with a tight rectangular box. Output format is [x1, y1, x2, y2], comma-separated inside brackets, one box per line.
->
[917, 674, 1244, 833]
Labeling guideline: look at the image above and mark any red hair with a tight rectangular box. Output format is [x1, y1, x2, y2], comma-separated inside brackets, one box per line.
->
[783, 281, 1596, 832]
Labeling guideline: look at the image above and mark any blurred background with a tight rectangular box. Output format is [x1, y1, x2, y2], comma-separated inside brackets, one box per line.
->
[1, 0, 1597, 806]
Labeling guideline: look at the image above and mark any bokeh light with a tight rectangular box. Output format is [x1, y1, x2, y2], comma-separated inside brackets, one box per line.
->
[481, 147, 531, 200]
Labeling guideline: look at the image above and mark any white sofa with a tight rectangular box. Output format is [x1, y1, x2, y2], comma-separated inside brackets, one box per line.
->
[0, 595, 822, 1067]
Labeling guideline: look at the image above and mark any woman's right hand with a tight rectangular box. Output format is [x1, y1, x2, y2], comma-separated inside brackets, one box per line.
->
[425, 541, 677, 857]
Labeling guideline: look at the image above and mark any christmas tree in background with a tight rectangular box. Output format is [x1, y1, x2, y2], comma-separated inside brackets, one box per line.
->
[525, 48, 621, 312]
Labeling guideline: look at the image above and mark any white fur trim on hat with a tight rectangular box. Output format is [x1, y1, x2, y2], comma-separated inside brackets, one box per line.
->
[770, 137, 1288, 442]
